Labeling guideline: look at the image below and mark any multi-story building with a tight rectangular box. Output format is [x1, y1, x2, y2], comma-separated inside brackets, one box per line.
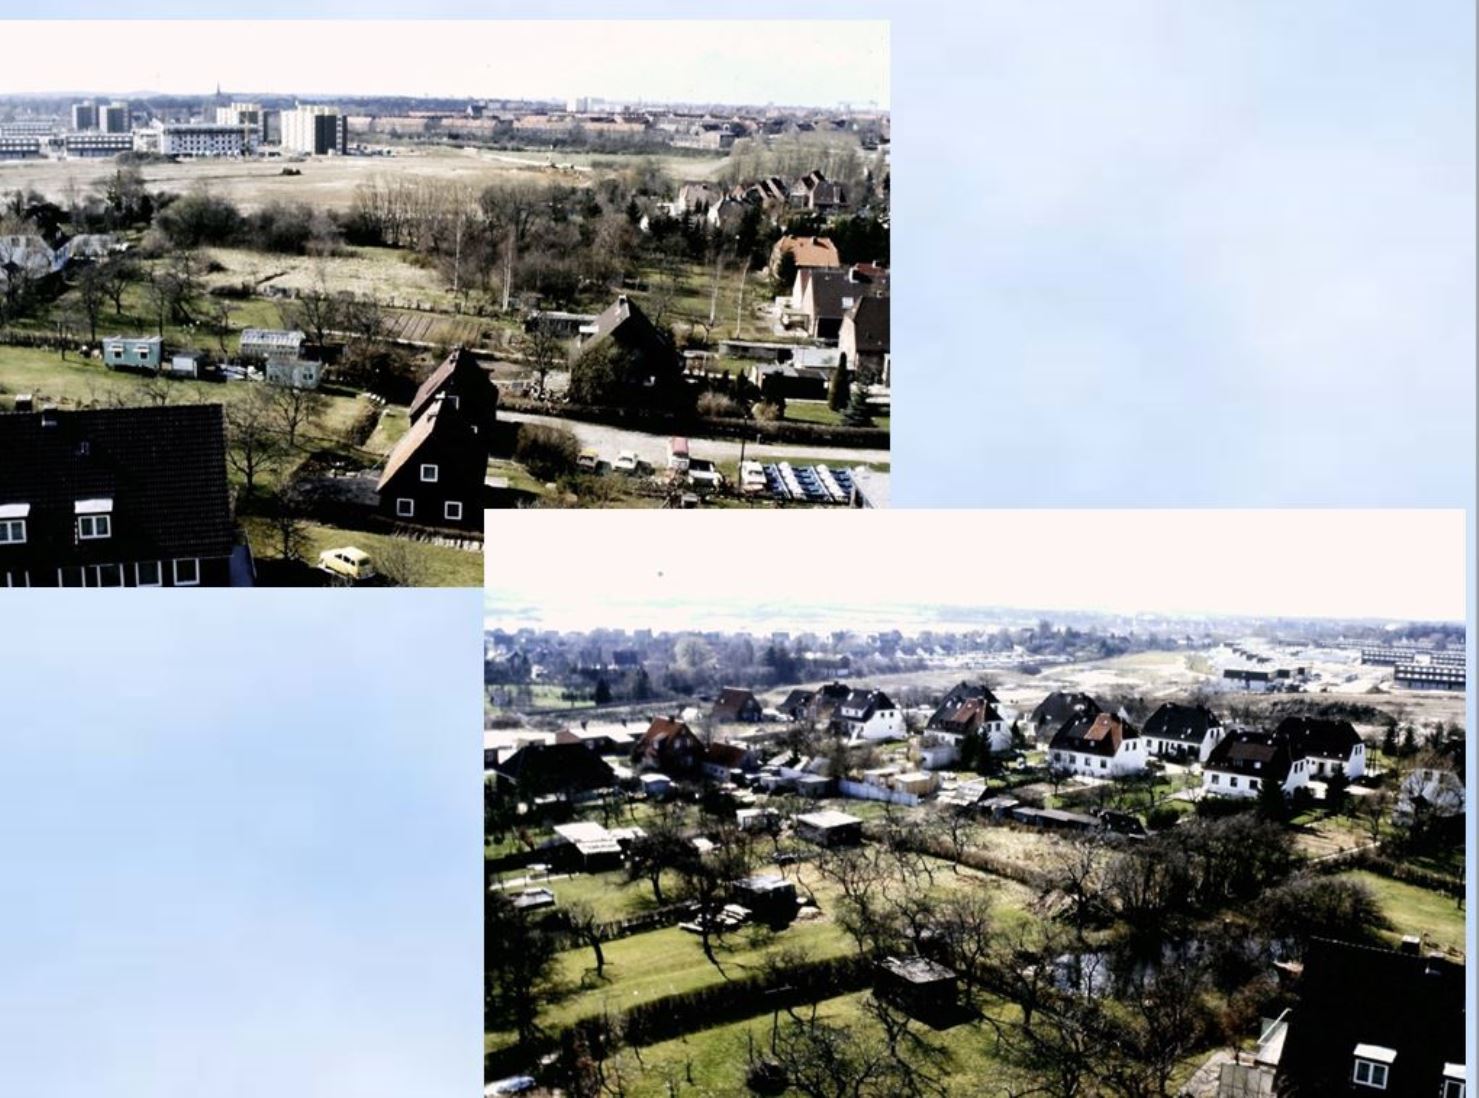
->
[280, 105, 347, 155]
[70, 101, 97, 131]
[0, 135, 43, 160]
[63, 132, 135, 158]
[100, 101, 130, 134]
[215, 102, 266, 141]
[138, 122, 256, 157]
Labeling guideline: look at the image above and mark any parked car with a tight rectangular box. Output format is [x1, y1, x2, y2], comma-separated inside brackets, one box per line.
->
[318, 546, 376, 582]
[576, 449, 600, 471]
[614, 450, 639, 473]
[486, 1077, 537, 1096]
[687, 458, 724, 490]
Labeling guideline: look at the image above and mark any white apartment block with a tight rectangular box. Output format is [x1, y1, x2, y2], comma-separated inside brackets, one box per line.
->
[280, 106, 347, 155]
[136, 122, 256, 157]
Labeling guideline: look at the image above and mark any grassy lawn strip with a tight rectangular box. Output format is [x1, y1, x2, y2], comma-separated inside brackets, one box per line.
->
[1340, 870, 1467, 956]
[239, 516, 482, 587]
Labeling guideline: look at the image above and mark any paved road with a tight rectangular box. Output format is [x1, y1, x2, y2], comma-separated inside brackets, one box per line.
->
[500, 410, 891, 469]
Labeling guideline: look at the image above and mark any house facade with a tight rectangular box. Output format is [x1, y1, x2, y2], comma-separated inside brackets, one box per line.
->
[1030, 691, 1102, 746]
[0, 405, 236, 587]
[1048, 713, 1146, 777]
[101, 335, 162, 371]
[632, 716, 704, 776]
[925, 682, 1011, 756]
[375, 395, 485, 530]
[834, 688, 904, 742]
[1141, 702, 1225, 762]
[711, 687, 763, 723]
[1276, 716, 1367, 780]
[1201, 729, 1309, 798]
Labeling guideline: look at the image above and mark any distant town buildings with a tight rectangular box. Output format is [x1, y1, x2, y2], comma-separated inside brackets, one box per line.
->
[281, 105, 348, 155]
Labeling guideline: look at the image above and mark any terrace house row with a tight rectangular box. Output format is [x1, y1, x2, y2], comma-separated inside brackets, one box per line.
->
[1200, 717, 1365, 799]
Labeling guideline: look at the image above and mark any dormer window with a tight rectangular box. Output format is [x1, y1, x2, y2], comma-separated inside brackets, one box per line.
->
[75, 498, 114, 540]
[420, 463, 439, 483]
[0, 502, 28, 544]
[1352, 1044, 1395, 1089]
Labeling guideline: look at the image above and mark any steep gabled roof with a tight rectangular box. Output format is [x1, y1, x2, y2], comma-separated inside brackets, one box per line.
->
[1274, 716, 1363, 760]
[1204, 729, 1295, 782]
[711, 687, 760, 721]
[375, 396, 480, 491]
[409, 346, 499, 423]
[1031, 691, 1102, 728]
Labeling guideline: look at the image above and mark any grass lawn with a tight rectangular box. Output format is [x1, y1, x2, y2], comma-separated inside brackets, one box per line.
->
[239, 516, 483, 587]
[782, 399, 890, 433]
[1340, 870, 1466, 957]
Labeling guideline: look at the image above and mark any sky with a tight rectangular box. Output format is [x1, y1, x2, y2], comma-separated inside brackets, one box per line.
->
[897, 0, 1476, 507]
[484, 509, 1468, 632]
[0, 592, 480, 1098]
[0, 20, 889, 107]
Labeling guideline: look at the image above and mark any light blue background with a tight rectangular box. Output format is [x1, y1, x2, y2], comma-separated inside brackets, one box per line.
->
[0, 592, 480, 1097]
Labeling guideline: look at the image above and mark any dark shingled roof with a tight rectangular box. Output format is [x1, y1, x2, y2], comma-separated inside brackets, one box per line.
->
[711, 687, 761, 722]
[1032, 691, 1102, 729]
[1143, 702, 1222, 745]
[0, 404, 233, 565]
[495, 742, 615, 795]
[1204, 729, 1295, 782]
[1274, 716, 1363, 761]
[844, 293, 890, 354]
[409, 346, 499, 429]
[1278, 938, 1466, 1098]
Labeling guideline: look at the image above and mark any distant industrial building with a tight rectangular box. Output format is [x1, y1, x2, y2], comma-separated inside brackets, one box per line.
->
[70, 101, 97, 131]
[281, 105, 347, 155]
[214, 101, 266, 140]
[63, 132, 134, 158]
[0, 135, 43, 160]
[1393, 663, 1466, 691]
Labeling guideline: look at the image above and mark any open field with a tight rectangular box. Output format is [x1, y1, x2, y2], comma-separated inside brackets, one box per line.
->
[0, 145, 727, 212]
[239, 516, 482, 587]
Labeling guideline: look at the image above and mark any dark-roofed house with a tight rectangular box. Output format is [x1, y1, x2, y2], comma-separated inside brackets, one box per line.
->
[1277, 938, 1466, 1098]
[834, 688, 904, 742]
[0, 404, 235, 587]
[632, 716, 704, 775]
[925, 684, 1011, 756]
[571, 294, 682, 405]
[375, 395, 485, 529]
[875, 956, 959, 1023]
[1030, 691, 1102, 745]
[1142, 702, 1226, 762]
[778, 688, 817, 722]
[838, 294, 890, 384]
[409, 347, 499, 439]
[1048, 713, 1146, 777]
[492, 741, 615, 801]
[1201, 729, 1309, 799]
[792, 265, 890, 341]
[1274, 716, 1367, 780]
[711, 687, 762, 723]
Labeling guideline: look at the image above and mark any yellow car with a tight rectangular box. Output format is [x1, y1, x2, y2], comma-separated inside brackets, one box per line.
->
[318, 546, 376, 582]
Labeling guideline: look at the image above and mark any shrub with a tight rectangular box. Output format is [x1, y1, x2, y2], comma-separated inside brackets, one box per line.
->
[515, 424, 580, 481]
[752, 400, 783, 422]
[696, 390, 743, 418]
[1147, 805, 1181, 832]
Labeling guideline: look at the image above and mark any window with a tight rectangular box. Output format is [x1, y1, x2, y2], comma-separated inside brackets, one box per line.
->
[1353, 1060, 1388, 1089]
[1211, 774, 1221, 785]
[92, 563, 123, 588]
[0, 518, 24, 544]
[135, 561, 162, 587]
[396, 497, 415, 518]
[58, 566, 85, 587]
[4, 570, 29, 587]
[444, 500, 464, 521]
[419, 463, 439, 483]
[172, 558, 200, 586]
[444, 394, 460, 409]
[1441, 1080, 1464, 1098]
[77, 514, 111, 539]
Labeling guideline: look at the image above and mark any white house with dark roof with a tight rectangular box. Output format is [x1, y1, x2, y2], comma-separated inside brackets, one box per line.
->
[1048, 713, 1146, 777]
[1141, 702, 1225, 762]
[1201, 729, 1310, 798]
[833, 688, 904, 742]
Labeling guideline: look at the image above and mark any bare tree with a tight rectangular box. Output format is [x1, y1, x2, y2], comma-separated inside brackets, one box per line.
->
[269, 382, 328, 449]
[224, 385, 287, 496]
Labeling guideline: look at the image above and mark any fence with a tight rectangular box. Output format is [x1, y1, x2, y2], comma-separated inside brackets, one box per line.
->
[837, 778, 919, 807]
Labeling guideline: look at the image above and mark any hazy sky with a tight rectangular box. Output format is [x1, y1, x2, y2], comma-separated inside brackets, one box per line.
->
[485, 510, 1467, 631]
[898, 0, 1475, 507]
[0, 20, 889, 106]
[0, 592, 480, 1097]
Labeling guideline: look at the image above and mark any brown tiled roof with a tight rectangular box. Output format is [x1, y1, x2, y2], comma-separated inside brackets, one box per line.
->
[772, 235, 841, 270]
[1050, 713, 1137, 757]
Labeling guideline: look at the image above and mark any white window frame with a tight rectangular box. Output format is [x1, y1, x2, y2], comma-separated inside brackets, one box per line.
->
[135, 560, 162, 587]
[92, 563, 123, 588]
[396, 497, 415, 518]
[444, 500, 463, 521]
[77, 514, 111, 540]
[1441, 1079, 1464, 1098]
[0, 518, 25, 544]
[4, 570, 29, 587]
[172, 558, 200, 587]
[419, 463, 439, 483]
[1353, 1060, 1388, 1089]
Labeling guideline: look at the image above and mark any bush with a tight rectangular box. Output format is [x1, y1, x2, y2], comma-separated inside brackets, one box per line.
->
[746, 1060, 788, 1095]
[696, 390, 743, 418]
[154, 191, 244, 248]
[1146, 805, 1181, 832]
[514, 424, 580, 481]
[752, 401, 784, 422]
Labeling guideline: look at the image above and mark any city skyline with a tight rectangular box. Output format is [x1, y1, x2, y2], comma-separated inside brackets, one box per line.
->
[0, 20, 890, 107]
